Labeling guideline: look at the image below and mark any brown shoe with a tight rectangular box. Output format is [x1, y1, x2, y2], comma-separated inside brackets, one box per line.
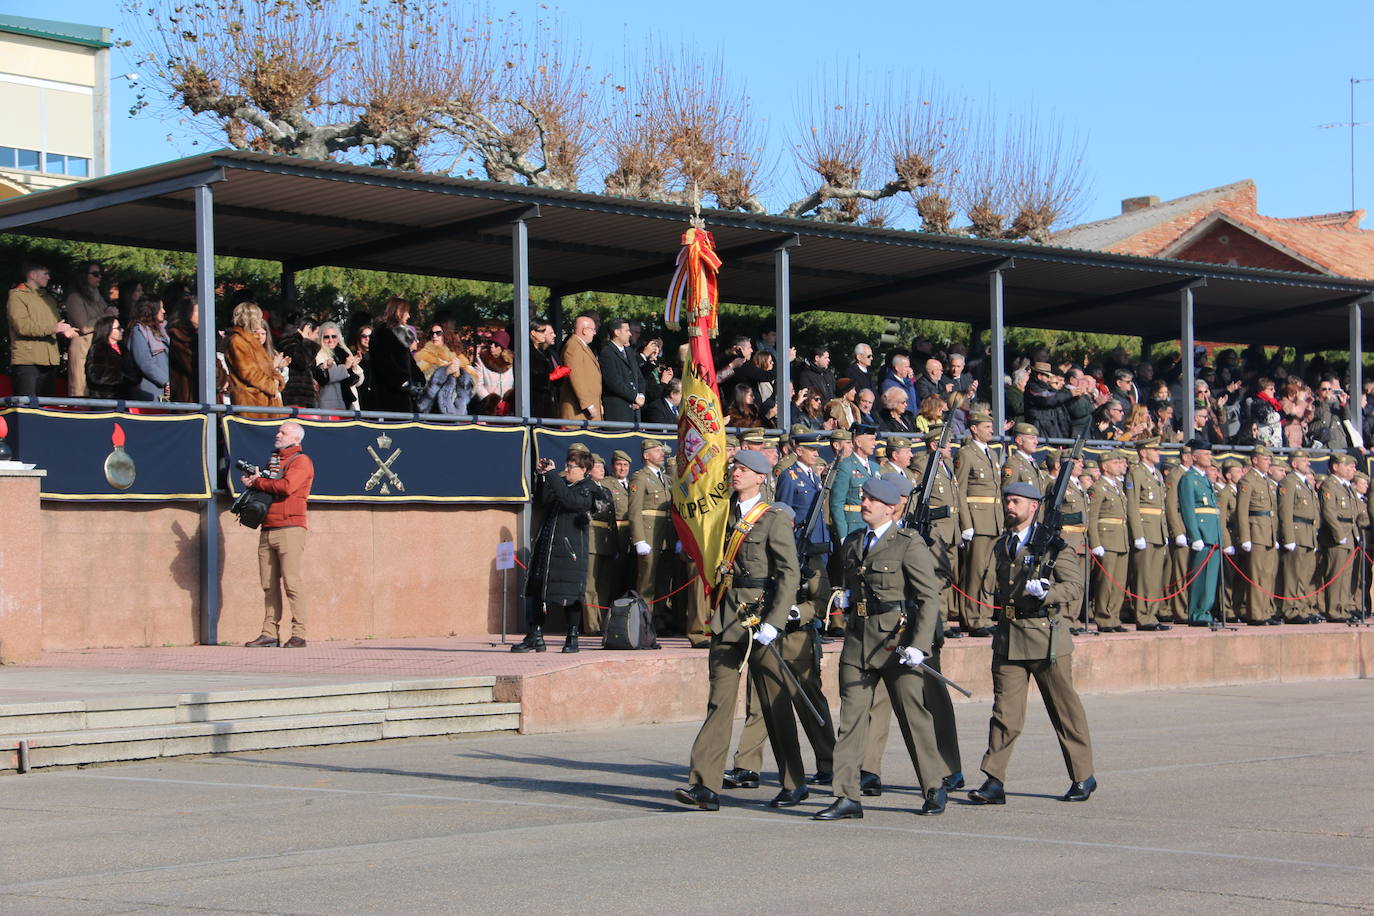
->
[244, 635, 278, 648]
[282, 636, 307, 648]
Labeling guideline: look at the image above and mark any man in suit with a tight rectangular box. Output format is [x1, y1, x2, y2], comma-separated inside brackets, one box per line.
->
[642, 378, 682, 425]
[842, 342, 875, 395]
[557, 315, 602, 421]
[674, 450, 803, 811]
[812, 476, 950, 820]
[969, 481, 1095, 806]
[956, 411, 1003, 636]
[599, 317, 645, 422]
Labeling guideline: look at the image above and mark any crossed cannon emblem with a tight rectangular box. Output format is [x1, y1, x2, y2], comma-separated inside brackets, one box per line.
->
[365, 432, 405, 495]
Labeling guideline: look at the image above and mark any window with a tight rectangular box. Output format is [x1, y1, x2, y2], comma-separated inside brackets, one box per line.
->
[16, 148, 39, 171]
[65, 157, 89, 178]
[45, 153, 65, 173]
[0, 147, 91, 177]
[0, 147, 14, 168]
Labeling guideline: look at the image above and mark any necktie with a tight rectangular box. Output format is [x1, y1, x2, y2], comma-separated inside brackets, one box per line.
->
[862, 530, 876, 557]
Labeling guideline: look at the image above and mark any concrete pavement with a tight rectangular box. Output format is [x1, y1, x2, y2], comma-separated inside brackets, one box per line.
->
[1, 680, 1371, 914]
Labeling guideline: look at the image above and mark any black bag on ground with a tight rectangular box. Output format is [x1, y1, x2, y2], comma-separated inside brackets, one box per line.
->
[602, 591, 660, 650]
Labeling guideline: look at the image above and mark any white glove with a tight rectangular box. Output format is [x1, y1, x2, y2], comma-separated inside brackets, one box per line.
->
[1091, 546, 1105, 557]
[788, 605, 802, 621]
[1191, 539, 1204, 552]
[834, 590, 850, 609]
[634, 540, 651, 556]
[897, 646, 926, 668]
[1133, 537, 1148, 551]
[1340, 537, 1349, 545]
[961, 528, 974, 542]
[1175, 534, 1189, 548]
[1224, 545, 1235, 555]
[1241, 541, 1252, 553]
[754, 622, 778, 646]
[1025, 577, 1050, 598]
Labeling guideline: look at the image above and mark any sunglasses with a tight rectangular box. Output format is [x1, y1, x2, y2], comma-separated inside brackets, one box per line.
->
[323, 334, 339, 340]
[431, 330, 444, 337]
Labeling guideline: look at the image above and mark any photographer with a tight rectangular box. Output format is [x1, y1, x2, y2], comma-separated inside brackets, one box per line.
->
[1310, 375, 1351, 450]
[516, 452, 601, 654]
[242, 421, 316, 648]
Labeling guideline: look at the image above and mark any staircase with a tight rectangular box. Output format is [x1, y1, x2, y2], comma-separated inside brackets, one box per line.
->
[0, 677, 520, 772]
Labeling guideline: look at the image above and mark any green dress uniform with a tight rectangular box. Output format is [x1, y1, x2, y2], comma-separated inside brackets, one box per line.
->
[1178, 467, 1221, 622]
[1278, 469, 1319, 621]
[1088, 476, 1129, 629]
[1125, 461, 1169, 627]
[1319, 475, 1359, 621]
[830, 522, 947, 802]
[685, 498, 804, 793]
[828, 451, 879, 546]
[1165, 464, 1192, 623]
[956, 440, 1004, 631]
[1236, 467, 1278, 623]
[584, 482, 620, 634]
[978, 523, 1093, 784]
[628, 463, 676, 631]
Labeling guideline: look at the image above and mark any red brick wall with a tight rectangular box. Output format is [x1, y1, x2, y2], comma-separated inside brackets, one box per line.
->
[1174, 224, 1321, 273]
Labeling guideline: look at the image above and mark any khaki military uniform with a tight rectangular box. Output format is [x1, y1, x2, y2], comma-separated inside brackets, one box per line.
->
[956, 440, 1003, 631]
[1216, 481, 1239, 619]
[686, 499, 803, 793]
[1059, 476, 1091, 628]
[1165, 465, 1191, 623]
[1320, 476, 1359, 621]
[1002, 449, 1048, 492]
[1125, 461, 1168, 627]
[584, 482, 620, 634]
[1236, 468, 1278, 623]
[830, 524, 946, 801]
[979, 524, 1093, 783]
[1278, 472, 1319, 621]
[912, 449, 963, 620]
[1088, 476, 1129, 629]
[629, 463, 676, 631]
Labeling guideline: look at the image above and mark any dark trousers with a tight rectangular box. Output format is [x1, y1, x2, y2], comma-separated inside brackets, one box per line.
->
[11, 364, 57, 399]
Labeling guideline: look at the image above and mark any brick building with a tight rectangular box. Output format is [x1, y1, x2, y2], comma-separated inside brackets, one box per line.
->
[1053, 180, 1374, 279]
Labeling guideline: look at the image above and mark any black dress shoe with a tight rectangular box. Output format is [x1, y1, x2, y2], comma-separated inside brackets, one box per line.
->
[1136, 623, 1161, 631]
[941, 771, 965, 791]
[1188, 619, 1213, 627]
[767, 786, 810, 808]
[1245, 620, 1269, 626]
[1107, 625, 1128, 633]
[970, 627, 995, 637]
[1062, 776, 1097, 802]
[674, 784, 720, 810]
[943, 628, 965, 639]
[859, 770, 882, 796]
[916, 786, 947, 816]
[1156, 623, 1173, 631]
[812, 797, 863, 820]
[968, 776, 1006, 805]
[722, 768, 760, 789]
[806, 771, 833, 786]
[281, 636, 307, 648]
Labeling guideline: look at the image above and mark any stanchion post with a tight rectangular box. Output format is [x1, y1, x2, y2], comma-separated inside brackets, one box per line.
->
[194, 182, 219, 646]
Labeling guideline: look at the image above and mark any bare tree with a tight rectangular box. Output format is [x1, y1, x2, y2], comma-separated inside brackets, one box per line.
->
[1002, 109, 1088, 242]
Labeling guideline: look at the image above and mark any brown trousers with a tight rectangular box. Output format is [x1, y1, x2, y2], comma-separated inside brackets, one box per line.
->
[980, 653, 1093, 783]
[861, 643, 961, 780]
[732, 626, 835, 775]
[831, 651, 943, 800]
[258, 526, 307, 639]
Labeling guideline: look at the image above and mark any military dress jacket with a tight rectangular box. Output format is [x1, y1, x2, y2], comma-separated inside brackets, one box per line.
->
[829, 452, 880, 543]
[956, 439, 1004, 536]
[1278, 473, 1319, 549]
[711, 500, 799, 642]
[1178, 468, 1221, 545]
[1216, 483, 1239, 550]
[588, 482, 619, 557]
[840, 525, 942, 661]
[628, 465, 675, 548]
[606, 477, 632, 552]
[1319, 477, 1358, 548]
[1002, 449, 1048, 492]
[982, 524, 1085, 661]
[1088, 476, 1129, 553]
[1125, 461, 1169, 545]
[911, 451, 964, 544]
[1236, 468, 1276, 547]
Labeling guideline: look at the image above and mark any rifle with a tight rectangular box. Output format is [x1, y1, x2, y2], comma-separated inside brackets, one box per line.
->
[797, 457, 841, 675]
[904, 422, 954, 546]
[1007, 432, 1087, 620]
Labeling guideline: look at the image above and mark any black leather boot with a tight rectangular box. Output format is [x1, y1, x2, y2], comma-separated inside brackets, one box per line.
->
[511, 627, 545, 653]
[562, 625, 580, 653]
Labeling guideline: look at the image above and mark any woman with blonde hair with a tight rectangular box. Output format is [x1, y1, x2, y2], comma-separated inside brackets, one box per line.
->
[224, 302, 287, 417]
[1123, 403, 1153, 442]
[914, 393, 947, 434]
[315, 321, 362, 411]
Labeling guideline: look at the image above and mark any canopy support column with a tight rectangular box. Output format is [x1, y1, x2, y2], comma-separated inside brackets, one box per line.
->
[989, 268, 1006, 433]
[1181, 286, 1196, 437]
[512, 212, 535, 616]
[774, 240, 798, 430]
[281, 268, 296, 305]
[548, 294, 563, 339]
[1350, 301, 1364, 426]
[194, 183, 219, 646]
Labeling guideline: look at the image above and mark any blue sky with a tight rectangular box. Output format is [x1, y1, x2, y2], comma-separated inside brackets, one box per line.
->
[36, 0, 1374, 226]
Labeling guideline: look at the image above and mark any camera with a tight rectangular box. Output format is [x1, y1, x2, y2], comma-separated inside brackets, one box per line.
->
[235, 458, 261, 476]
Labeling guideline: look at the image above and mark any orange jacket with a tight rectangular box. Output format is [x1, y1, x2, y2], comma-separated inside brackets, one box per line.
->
[251, 445, 314, 529]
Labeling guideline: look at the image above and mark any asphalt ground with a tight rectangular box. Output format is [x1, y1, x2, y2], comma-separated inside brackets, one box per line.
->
[1, 680, 1372, 915]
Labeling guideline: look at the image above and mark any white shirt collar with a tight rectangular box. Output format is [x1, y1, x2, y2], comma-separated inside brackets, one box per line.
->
[866, 519, 894, 543]
[737, 493, 763, 516]
[1012, 523, 1034, 552]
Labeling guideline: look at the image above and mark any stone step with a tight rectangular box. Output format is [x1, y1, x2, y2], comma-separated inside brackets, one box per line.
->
[0, 702, 522, 771]
[0, 677, 498, 735]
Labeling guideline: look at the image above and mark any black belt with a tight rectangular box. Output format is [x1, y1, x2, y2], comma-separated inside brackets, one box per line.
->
[1338, 517, 1356, 524]
[1248, 510, 1272, 517]
[1294, 517, 1315, 525]
[1008, 607, 1052, 619]
[852, 597, 906, 618]
[734, 576, 770, 589]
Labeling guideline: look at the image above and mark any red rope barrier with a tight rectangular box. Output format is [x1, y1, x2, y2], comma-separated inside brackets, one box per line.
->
[512, 552, 700, 610]
[949, 582, 1002, 610]
[1088, 546, 1216, 602]
[1221, 548, 1359, 601]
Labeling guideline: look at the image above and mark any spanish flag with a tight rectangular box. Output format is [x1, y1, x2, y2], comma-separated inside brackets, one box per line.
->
[667, 227, 729, 592]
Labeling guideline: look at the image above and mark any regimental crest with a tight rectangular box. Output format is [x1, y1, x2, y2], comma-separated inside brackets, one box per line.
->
[365, 432, 404, 495]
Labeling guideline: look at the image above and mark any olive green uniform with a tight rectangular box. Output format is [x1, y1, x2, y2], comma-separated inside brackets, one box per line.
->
[686, 500, 803, 792]
[584, 482, 619, 634]
[1165, 465, 1191, 623]
[979, 523, 1093, 783]
[1278, 471, 1319, 621]
[1216, 481, 1239, 619]
[1088, 476, 1129, 629]
[956, 440, 1004, 631]
[1319, 476, 1359, 621]
[628, 464, 676, 631]
[1125, 460, 1168, 627]
[1236, 468, 1278, 623]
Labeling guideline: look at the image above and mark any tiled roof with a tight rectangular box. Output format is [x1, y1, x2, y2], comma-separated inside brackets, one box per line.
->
[1212, 209, 1374, 280]
[1051, 180, 1256, 252]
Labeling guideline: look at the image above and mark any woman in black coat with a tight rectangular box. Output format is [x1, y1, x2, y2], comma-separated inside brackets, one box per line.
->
[85, 314, 127, 399]
[516, 450, 603, 654]
[369, 297, 420, 413]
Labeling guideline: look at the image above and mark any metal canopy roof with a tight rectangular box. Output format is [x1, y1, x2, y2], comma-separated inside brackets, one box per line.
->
[0, 149, 1370, 350]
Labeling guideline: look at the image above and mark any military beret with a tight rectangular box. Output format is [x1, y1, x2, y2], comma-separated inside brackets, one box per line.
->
[831, 429, 853, 442]
[970, 411, 993, 424]
[861, 476, 902, 506]
[641, 438, 666, 453]
[888, 436, 913, 449]
[1135, 436, 1161, 449]
[567, 441, 591, 455]
[1251, 445, 1273, 457]
[1003, 481, 1043, 500]
[851, 423, 878, 438]
[612, 449, 633, 464]
[1012, 422, 1038, 437]
[733, 450, 771, 474]
[880, 471, 914, 498]
[591, 453, 606, 466]
[1184, 438, 1211, 452]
